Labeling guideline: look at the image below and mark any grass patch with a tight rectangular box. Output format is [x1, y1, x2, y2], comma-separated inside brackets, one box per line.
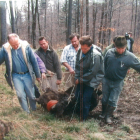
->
[38, 113, 56, 122]
[84, 119, 99, 132]
[120, 123, 133, 133]
[63, 134, 75, 140]
[0, 107, 22, 116]
[64, 125, 81, 133]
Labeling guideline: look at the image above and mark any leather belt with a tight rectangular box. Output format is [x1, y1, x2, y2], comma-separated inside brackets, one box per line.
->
[15, 71, 29, 74]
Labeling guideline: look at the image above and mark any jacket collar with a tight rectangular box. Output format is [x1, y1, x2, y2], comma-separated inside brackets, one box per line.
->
[38, 45, 53, 52]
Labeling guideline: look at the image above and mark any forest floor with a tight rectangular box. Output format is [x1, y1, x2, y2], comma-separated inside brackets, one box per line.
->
[0, 61, 140, 139]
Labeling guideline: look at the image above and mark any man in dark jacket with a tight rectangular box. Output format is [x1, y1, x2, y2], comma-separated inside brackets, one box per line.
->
[101, 36, 140, 124]
[125, 32, 134, 53]
[0, 33, 41, 113]
[36, 36, 62, 91]
[75, 35, 104, 120]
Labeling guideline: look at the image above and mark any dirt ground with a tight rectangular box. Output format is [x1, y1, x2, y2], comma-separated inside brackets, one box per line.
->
[89, 69, 140, 134]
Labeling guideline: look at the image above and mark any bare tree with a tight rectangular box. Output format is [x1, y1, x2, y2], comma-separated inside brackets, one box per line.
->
[86, 0, 89, 35]
[134, 0, 137, 39]
[80, 0, 83, 36]
[9, 1, 16, 33]
[28, 0, 31, 42]
[31, 0, 38, 48]
[0, 1, 7, 46]
[92, 2, 97, 43]
[67, 0, 73, 44]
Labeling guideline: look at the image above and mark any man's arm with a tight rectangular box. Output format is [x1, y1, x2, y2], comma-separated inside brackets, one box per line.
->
[27, 46, 41, 79]
[61, 46, 74, 73]
[0, 47, 5, 65]
[62, 62, 75, 74]
[53, 51, 62, 83]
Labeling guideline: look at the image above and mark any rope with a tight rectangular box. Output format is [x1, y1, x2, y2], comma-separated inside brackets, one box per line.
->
[67, 85, 75, 105]
[64, 72, 74, 85]
[70, 90, 79, 122]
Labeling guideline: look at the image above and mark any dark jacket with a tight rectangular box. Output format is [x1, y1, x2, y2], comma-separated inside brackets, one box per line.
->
[104, 48, 140, 81]
[36, 46, 62, 80]
[126, 37, 134, 53]
[75, 45, 104, 88]
[0, 41, 41, 89]
[103, 44, 115, 57]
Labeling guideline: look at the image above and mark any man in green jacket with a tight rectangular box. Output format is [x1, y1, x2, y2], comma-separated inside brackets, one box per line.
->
[75, 35, 104, 120]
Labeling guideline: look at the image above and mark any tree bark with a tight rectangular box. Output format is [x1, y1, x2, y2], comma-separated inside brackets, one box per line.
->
[0, 1, 7, 46]
[92, 2, 97, 44]
[31, 0, 38, 49]
[9, 1, 16, 33]
[86, 0, 89, 35]
[67, 0, 72, 45]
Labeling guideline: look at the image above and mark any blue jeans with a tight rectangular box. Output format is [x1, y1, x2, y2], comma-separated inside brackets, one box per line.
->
[75, 83, 94, 120]
[12, 73, 36, 113]
[102, 77, 124, 107]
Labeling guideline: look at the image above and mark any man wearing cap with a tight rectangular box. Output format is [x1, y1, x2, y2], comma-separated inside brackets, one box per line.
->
[101, 36, 140, 124]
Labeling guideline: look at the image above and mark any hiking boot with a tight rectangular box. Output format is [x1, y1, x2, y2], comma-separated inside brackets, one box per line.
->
[105, 105, 115, 124]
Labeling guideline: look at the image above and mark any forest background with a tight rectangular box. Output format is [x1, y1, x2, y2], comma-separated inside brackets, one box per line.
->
[0, 0, 140, 52]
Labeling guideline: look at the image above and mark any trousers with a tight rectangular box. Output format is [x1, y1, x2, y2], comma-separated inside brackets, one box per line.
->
[102, 77, 124, 107]
[12, 73, 36, 113]
[75, 83, 94, 120]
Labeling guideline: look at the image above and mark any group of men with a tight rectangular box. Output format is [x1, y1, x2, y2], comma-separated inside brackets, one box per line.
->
[0, 32, 140, 124]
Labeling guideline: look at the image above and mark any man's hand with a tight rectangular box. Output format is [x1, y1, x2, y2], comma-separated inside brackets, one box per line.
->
[127, 69, 130, 74]
[36, 78, 41, 82]
[75, 79, 79, 85]
[47, 70, 54, 76]
[62, 62, 75, 74]
[41, 73, 46, 79]
[69, 67, 75, 74]
[56, 80, 61, 85]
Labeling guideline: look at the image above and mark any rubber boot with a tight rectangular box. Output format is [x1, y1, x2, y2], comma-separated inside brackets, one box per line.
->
[105, 105, 115, 124]
[99, 104, 107, 119]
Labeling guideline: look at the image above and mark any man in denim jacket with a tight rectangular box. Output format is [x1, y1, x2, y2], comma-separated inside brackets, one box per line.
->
[0, 33, 41, 113]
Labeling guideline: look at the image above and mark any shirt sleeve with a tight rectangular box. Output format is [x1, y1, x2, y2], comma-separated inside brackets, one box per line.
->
[60, 47, 68, 63]
[34, 53, 47, 73]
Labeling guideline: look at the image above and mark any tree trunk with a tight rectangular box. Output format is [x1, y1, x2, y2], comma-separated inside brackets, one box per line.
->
[0, 1, 7, 46]
[98, 2, 104, 49]
[80, 0, 83, 36]
[37, 8, 41, 36]
[31, 0, 38, 49]
[130, 0, 134, 32]
[86, 0, 89, 35]
[28, 0, 31, 43]
[9, 1, 16, 33]
[102, 0, 108, 46]
[134, 0, 137, 39]
[92, 2, 97, 44]
[108, 0, 113, 45]
[77, 0, 80, 34]
[66, 0, 72, 45]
